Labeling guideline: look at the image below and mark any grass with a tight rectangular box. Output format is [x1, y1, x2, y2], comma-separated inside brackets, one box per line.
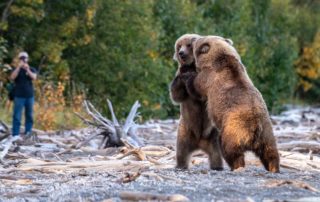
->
[0, 99, 85, 131]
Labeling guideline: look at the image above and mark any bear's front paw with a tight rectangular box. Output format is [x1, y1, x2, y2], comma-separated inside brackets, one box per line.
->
[180, 72, 196, 83]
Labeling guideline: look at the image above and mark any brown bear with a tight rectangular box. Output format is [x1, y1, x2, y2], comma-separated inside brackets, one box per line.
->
[170, 34, 223, 170]
[182, 36, 280, 173]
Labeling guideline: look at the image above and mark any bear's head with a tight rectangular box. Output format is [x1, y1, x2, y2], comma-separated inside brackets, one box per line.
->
[173, 34, 201, 66]
[193, 36, 240, 72]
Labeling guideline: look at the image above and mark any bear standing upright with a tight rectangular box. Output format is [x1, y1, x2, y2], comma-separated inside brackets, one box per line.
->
[183, 36, 280, 173]
[170, 34, 223, 170]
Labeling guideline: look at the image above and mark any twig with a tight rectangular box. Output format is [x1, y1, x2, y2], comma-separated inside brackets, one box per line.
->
[308, 150, 313, 160]
[1, 0, 14, 24]
[119, 170, 141, 183]
[117, 148, 146, 161]
[49, 152, 64, 162]
[141, 172, 164, 181]
[74, 112, 98, 127]
[74, 133, 100, 149]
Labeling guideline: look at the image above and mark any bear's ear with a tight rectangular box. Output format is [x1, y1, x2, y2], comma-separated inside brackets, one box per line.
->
[191, 37, 198, 43]
[198, 43, 210, 55]
[225, 38, 233, 46]
[191, 37, 201, 47]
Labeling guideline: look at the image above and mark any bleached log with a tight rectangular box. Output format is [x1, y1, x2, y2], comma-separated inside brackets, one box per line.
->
[278, 151, 320, 172]
[119, 191, 190, 202]
[278, 141, 320, 153]
[14, 158, 151, 172]
[279, 151, 320, 162]
[263, 197, 320, 202]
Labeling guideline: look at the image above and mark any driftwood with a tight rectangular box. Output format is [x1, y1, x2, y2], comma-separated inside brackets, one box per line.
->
[119, 170, 142, 183]
[74, 100, 143, 149]
[0, 106, 319, 201]
[10, 158, 153, 173]
[278, 141, 320, 153]
[264, 198, 320, 202]
[279, 151, 320, 172]
[0, 121, 10, 142]
[0, 136, 20, 163]
[265, 179, 320, 192]
[119, 191, 190, 202]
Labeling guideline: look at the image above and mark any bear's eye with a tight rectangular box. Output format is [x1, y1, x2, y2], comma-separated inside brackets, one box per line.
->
[177, 45, 181, 51]
[198, 44, 210, 55]
[187, 43, 191, 48]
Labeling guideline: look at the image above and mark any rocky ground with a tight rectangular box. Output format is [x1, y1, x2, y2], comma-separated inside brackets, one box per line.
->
[0, 106, 320, 202]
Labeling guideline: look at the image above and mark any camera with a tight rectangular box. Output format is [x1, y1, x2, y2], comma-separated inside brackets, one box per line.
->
[19, 56, 27, 63]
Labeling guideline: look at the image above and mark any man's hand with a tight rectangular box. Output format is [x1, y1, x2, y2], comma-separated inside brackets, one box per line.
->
[21, 62, 30, 71]
[25, 65, 37, 80]
[20, 62, 37, 80]
[10, 66, 21, 80]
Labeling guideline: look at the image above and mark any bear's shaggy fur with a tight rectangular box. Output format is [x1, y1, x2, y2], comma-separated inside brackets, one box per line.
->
[183, 36, 280, 173]
[170, 34, 223, 170]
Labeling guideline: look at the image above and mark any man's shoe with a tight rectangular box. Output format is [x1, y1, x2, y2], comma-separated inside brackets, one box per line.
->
[23, 132, 39, 144]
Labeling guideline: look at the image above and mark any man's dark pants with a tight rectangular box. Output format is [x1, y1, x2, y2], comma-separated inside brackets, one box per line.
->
[12, 97, 34, 136]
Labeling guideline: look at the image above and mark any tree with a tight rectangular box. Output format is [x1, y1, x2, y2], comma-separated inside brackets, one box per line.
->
[69, 0, 172, 119]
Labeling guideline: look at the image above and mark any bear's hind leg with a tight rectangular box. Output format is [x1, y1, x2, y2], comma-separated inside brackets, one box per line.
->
[220, 131, 245, 171]
[223, 150, 245, 171]
[254, 141, 280, 173]
[208, 143, 223, 171]
[176, 125, 197, 169]
[200, 128, 223, 170]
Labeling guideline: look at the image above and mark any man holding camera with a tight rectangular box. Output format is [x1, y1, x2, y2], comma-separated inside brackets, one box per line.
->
[10, 52, 37, 137]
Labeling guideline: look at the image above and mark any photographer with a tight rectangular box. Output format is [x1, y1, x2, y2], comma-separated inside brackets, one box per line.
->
[10, 52, 37, 137]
